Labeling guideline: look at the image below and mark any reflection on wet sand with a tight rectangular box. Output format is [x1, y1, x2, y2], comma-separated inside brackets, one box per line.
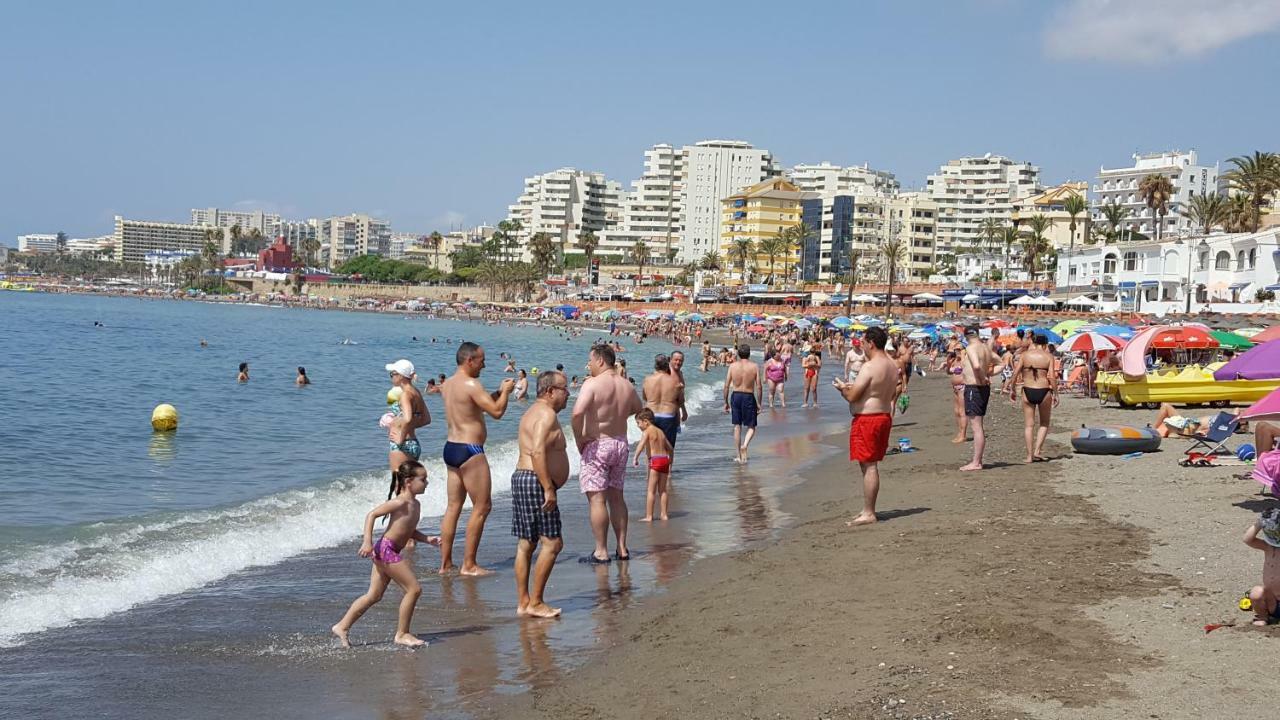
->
[440, 575, 500, 701]
[646, 542, 694, 585]
[517, 620, 558, 691]
[383, 651, 434, 720]
[591, 562, 633, 644]
[733, 466, 774, 543]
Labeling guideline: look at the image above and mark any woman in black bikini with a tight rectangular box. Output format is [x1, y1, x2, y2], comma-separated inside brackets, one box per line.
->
[1007, 333, 1057, 463]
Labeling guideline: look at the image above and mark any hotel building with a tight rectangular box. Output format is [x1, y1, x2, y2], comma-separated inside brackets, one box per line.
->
[1090, 150, 1218, 238]
[191, 208, 282, 236]
[506, 168, 623, 262]
[598, 144, 684, 263]
[113, 216, 225, 264]
[681, 141, 780, 260]
[720, 178, 809, 283]
[320, 214, 391, 268]
[787, 162, 898, 197]
[16, 234, 59, 253]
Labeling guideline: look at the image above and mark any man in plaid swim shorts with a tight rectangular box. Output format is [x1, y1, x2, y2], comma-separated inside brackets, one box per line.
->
[511, 370, 570, 618]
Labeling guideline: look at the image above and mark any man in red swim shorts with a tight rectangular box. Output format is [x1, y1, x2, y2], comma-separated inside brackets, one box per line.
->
[832, 326, 898, 526]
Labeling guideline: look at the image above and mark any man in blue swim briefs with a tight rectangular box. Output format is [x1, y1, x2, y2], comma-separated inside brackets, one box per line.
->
[386, 359, 430, 471]
[722, 343, 763, 464]
[438, 342, 515, 576]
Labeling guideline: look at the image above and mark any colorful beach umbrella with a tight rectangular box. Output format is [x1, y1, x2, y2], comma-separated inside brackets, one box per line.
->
[1051, 319, 1088, 336]
[1241, 385, 1280, 422]
[1061, 332, 1124, 353]
[1213, 339, 1280, 381]
[1236, 327, 1266, 338]
[1149, 326, 1217, 349]
[1208, 330, 1254, 350]
[1247, 326, 1280, 344]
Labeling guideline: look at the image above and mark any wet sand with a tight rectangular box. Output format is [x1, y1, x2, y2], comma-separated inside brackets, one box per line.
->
[484, 373, 1276, 719]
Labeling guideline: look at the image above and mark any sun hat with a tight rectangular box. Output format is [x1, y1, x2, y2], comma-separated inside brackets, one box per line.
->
[386, 359, 415, 378]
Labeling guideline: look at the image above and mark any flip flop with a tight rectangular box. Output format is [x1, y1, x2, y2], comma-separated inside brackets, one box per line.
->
[615, 552, 631, 562]
[580, 555, 611, 565]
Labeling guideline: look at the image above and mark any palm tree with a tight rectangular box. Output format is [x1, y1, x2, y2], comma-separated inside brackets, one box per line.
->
[727, 238, 755, 284]
[577, 230, 599, 281]
[527, 232, 557, 277]
[878, 235, 907, 321]
[247, 228, 266, 253]
[1223, 151, 1280, 232]
[783, 222, 812, 285]
[1184, 192, 1227, 235]
[629, 239, 650, 288]
[1020, 214, 1052, 282]
[999, 226, 1018, 277]
[1064, 193, 1087, 247]
[496, 219, 522, 264]
[757, 236, 785, 284]
[698, 250, 720, 271]
[978, 217, 1002, 256]
[1138, 174, 1175, 242]
[1099, 200, 1130, 243]
[1225, 193, 1255, 233]
[428, 231, 444, 270]
[228, 224, 243, 256]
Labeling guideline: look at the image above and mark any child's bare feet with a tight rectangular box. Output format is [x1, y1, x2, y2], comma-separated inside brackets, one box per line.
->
[658, 514, 669, 521]
[394, 632, 426, 648]
[639, 515, 653, 522]
[331, 624, 351, 648]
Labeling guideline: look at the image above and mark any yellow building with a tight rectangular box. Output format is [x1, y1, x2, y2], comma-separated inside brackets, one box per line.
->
[1012, 181, 1089, 251]
[720, 178, 807, 284]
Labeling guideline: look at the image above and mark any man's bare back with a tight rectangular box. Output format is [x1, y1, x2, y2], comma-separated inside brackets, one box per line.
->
[642, 371, 680, 415]
[727, 359, 761, 394]
[576, 372, 641, 447]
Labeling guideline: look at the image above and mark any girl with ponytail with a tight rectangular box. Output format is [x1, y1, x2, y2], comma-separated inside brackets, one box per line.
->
[332, 459, 440, 648]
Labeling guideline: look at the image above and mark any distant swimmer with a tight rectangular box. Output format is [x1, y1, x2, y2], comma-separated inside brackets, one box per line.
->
[199, 339, 208, 348]
[438, 342, 515, 576]
[512, 370, 570, 618]
[238, 362, 250, 383]
[296, 366, 311, 386]
[514, 369, 529, 400]
[331, 459, 441, 649]
[833, 326, 896, 526]
[505, 357, 517, 373]
[93, 321, 103, 327]
[412, 336, 419, 342]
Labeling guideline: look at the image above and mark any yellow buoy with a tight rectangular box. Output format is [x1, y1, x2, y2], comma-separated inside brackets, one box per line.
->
[387, 387, 403, 405]
[151, 403, 179, 432]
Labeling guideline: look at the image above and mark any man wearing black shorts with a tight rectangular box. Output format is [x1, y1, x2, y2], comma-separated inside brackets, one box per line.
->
[511, 371, 569, 618]
[960, 327, 998, 472]
[723, 344, 763, 464]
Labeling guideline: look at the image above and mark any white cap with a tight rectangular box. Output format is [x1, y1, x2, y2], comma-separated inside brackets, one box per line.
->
[385, 359, 415, 378]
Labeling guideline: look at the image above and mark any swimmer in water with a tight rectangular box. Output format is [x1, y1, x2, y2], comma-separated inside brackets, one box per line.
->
[238, 362, 250, 383]
[296, 366, 311, 386]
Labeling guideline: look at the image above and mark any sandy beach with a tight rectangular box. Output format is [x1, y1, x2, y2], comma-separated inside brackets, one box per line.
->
[474, 372, 1274, 719]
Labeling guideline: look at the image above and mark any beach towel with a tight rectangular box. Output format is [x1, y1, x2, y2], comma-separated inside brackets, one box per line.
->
[1253, 450, 1280, 494]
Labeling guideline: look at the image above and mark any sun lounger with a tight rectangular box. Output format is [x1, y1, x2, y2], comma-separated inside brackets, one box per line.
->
[1185, 412, 1240, 457]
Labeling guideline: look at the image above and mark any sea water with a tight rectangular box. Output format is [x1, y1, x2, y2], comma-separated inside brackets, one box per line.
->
[0, 291, 848, 718]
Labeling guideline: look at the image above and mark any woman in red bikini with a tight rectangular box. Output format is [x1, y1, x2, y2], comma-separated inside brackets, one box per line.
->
[801, 349, 822, 408]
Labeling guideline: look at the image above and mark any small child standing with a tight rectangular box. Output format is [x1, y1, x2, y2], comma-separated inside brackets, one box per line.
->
[633, 409, 673, 522]
[332, 460, 440, 648]
[1242, 508, 1280, 626]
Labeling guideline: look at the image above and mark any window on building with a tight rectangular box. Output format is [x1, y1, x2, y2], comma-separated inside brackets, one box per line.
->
[1215, 251, 1231, 270]
[1250, 247, 1258, 268]
[1123, 251, 1138, 271]
[1103, 255, 1117, 274]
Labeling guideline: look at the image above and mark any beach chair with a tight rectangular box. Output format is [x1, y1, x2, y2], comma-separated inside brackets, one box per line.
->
[1184, 412, 1240, 458]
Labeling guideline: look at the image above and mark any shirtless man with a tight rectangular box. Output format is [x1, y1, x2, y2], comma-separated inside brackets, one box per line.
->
[572, 343, 643, 563]
[438, 342, 515, 575]
[833, 326, 898, 526]
[642, 354, 682, 469]
[1007, 333, 1057, 463]
[960, 326, 999, 471]
[701, 341, 713, 371]
[670, 351, 689, 426]
[723, 344, 763, 464]
[512, 371, 570, 618]
[844, 339, 866, 381]
[386, 359, 430, 472]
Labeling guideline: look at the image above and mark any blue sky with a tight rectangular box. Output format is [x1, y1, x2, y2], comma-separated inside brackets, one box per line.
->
[3, 0, 1279, 244]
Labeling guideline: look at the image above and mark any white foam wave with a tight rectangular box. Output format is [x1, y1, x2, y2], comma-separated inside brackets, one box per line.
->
[0, 376, 720, 648]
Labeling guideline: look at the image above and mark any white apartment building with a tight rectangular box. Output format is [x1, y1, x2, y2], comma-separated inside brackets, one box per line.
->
[887, 192, 939, 281]
[1054, 228, 1280, 310]
[1091, 150, 1218, 239]
[506, 168, 623, 261]
[389, 232, 420, 261]
[680, 140, 780, 259]
[598, 144, 683, 263]
[191, 208, 282, 236]
[926, 154, 1041, 256]
[113, 216, 226, 264]
[320, 214, 391, 269]
[279, 219, 320, 260]
[16, 234, 59, 253]
[787, 162, 898, 197]
[66, 236, 115, 256]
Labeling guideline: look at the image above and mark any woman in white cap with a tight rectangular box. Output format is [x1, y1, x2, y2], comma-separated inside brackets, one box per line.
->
[385, 359, 430, 472]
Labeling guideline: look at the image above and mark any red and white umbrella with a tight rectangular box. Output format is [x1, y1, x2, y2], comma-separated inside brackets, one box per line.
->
[1061, 331, 1125, 353]
[1149, 326, 1217, 349]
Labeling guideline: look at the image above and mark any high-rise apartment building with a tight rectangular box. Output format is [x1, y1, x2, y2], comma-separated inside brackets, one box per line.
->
[926, 154, 1041, 256]
[191, 208, 282, 237]
[113, 216, 226, 264]
[885, 193, 939, 281]
[320, 214, 391, 269]
[681, 140, 780, 260]
[507, 168, 623, 261]
[787, 162, 898, 197]
[798, 193, 938, 283]
[65, 236, 115, 256]
[720, 178, 808, 284]
[1091, 151, 1218, 238]
[599, 144, 684, 263]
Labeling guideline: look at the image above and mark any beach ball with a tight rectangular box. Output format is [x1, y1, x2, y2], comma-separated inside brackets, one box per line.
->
[151, 404, 179, 432]
[531, 367, 540, 375]
[1240, 596, 1253, 611]
[1238, 443, 1257, 461]
[387, 387, 403, 405]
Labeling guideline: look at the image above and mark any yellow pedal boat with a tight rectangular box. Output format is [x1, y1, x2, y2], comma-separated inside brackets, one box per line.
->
[1097, 363, 1280, 408]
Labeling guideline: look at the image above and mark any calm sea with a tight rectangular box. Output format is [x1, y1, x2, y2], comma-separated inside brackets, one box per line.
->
[0, 291, 850, 719]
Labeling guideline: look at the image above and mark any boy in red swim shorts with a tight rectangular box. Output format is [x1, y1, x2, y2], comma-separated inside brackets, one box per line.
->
[832, 326, 899, 526]
[633, 409, 673, 522]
